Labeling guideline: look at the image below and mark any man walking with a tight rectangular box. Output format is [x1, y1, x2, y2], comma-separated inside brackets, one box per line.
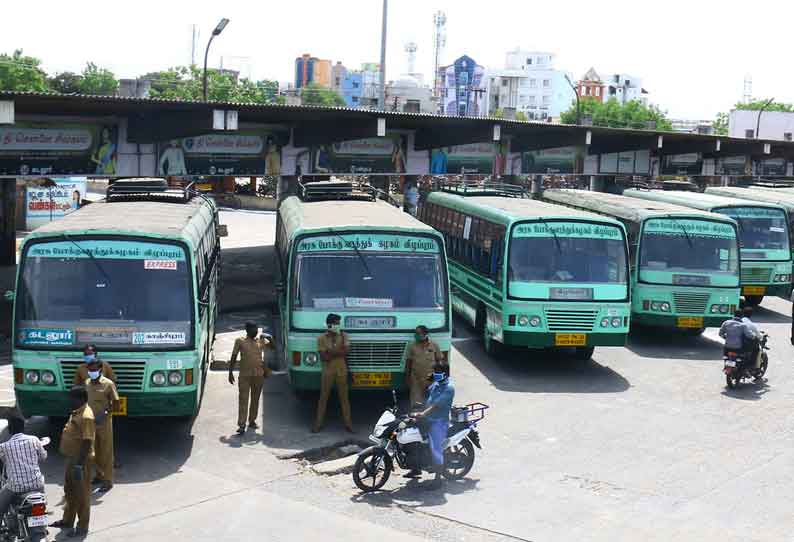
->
[405, 325, 443, 406]
[229, 322, 274, 435]
[51, 386, 95, 538]
[0, 417, 46, 518]
[85, 359, 119, 492]
[313, 314, 353, 433]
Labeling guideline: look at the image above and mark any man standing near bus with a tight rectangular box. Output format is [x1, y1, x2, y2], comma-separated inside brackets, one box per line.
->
[85, 358, 119, 492]
[73, 345, 116, 385]
[229, 322, 274, 435]
[313, 314, 353, 433]
[405, 325, 443, 406]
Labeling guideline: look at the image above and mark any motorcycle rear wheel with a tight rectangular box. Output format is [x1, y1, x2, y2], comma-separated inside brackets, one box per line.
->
[353, 448, 393, 492]
[757, 354, 769, 378]
[726, 373, 739, 389]
[442, 438, 476, 480]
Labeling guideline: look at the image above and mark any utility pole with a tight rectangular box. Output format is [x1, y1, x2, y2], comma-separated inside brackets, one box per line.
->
[378, 0, 388, 110]
[564, 74, 581, 125]
[756, 97, 775, 139]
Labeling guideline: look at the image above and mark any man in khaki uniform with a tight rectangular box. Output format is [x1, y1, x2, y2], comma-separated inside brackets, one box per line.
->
[73, 344, 116, 385]
[50, 386, 95, 538]
[229, 322, 274, 435]
[405, 325, 444, 406]
[313, 313, 353, 433]
[85, 359, 119, 492]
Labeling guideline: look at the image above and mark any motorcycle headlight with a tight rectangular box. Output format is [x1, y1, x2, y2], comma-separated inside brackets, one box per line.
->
[151, 371, 166, 386]
[600, 317, 610, 328]
[168, 371, 183, 385]
[304, 352, 319, 366]
[517, 315, 530, 327]
[611, 317, 622, 328]
[24, 370, 39, 384]
[529, 316, 541, 327]
[650, 301, 660, 311]
[40, 370, 55, 386]
[660, 302, 671, 312]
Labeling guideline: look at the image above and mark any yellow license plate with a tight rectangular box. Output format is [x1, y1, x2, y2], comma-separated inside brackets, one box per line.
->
[677, 317, 704, 329]
[352, 372, 392, 388]
[555, 333, 587, 347]
[742, 286, 766, 296]
[111, 397, 127, 416]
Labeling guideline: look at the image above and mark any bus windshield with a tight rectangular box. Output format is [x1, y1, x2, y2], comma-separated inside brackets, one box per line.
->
[508, 221, 628, 301]
[293, 234, 446, 312]
[640, 218, 740, 287]
[16, 239, 194, 350]
[717, 206, 790, 260]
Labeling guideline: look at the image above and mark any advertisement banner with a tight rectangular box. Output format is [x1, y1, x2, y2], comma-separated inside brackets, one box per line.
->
[26, 178, 88, 230]
[0, 123, 118, 176]
[759, 158, 786, 176]
[522, 147, 576, 174]
[296, 234, 439, 253]
[158, 130, 287, 176]
[661, 153, 702, 175]
[311, 135, 408, 174]
[26, 239, 187, 262]
[643, 218, 737, 238]
[430, 142, 496, 175]
[512, 221, 623, 239]
[716, 156, 747, 176]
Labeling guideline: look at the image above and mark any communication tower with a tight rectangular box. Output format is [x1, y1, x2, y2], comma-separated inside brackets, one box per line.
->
[432, 11, 447, 99]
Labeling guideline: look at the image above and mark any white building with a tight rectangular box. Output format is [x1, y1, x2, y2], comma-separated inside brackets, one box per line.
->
[486, 49, 575, 121]
[386, 75, 434, 114]
[671, 119, 714, 135]
[729, 109, 794, 141]
[603, 73, 649, 105]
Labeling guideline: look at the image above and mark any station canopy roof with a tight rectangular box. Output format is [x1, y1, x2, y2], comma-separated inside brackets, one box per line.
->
[3, 91, 794, 160]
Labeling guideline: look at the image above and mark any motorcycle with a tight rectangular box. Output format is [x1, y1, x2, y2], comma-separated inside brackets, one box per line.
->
[0, 437, 50, 542]
[724, 332, 769, 389]
[352, 392, 487, 492]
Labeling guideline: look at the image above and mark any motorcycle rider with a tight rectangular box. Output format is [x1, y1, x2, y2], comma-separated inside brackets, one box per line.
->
[741, 306, 763, 373]
[413, 362, 455, 490]
[0, 417, 46, 520]
[719, 310, 757, 360]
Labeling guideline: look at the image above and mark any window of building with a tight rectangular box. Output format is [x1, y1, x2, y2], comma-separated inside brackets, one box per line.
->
[543, 79, 550, 88]
[529, 79, 537, 88]
[526, 58, 532, 65]
[404, 100, 420, 113]
[352, 96, 359, 103]
[352, 82, 360, 89]
[745, 129, 755, 138]
[595, 87, 600, 97]
[542, 95, 551, 105]
[502, 79, 509, 87]
[536, 57, 544, 65]
[528, 95, 536, 104]
[785, 133, 793, 141]
[335, 78, 340, 86]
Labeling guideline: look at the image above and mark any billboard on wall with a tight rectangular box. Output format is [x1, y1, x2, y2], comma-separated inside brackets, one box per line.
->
[759, 158, 786, 176]
[157, 131, 287, 176]
[717, 156, 748, 176]
[310, 135, 408, 174]
[0, 123, 118, 176]
[430, 142, 497, 175]
[661, 153, 702, 175]
[26, 177, 88, 229]
[522, 147, 576, 174]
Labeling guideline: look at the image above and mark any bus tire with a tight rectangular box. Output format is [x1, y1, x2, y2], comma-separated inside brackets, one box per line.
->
[483, 328, 505, 358]
[573, 347, 595, 361]
[474, 304, 486, 334]
[684, 327, 705, 336]
[744, 295, 764, 307]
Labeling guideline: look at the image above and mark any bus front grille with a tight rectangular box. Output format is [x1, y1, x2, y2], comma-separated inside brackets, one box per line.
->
[741, 267, 771, 284]
[544, 310, 598, 332]
[60, 360, 147, 392]
[672, 292, 710, 314]
[347, 342, 406, 371]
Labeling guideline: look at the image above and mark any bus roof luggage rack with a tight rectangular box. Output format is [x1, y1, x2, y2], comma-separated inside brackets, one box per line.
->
[298, 179, 399, 207]
[106, 178, 195, 203]
[436, 180, 527, 198]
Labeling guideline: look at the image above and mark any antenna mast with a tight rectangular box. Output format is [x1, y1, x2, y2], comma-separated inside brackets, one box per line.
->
[432, 11, 447, 100]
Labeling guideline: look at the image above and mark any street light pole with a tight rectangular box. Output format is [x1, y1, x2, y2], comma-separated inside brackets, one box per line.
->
[755, 97, 775, 139]
[203, 18, 230, 101]
[564, 74, 580, 125]
[378, 0, 388, 110]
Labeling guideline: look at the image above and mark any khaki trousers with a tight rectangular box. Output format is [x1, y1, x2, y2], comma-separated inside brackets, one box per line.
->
[409, 370, 430, 406]
[238, 375, 265, 428]
[62, 458, 92, 530]
[315, 359, 352, 428]
[94, 417, 114, 483]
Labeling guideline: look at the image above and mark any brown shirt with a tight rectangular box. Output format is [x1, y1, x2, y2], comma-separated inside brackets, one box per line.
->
[317, 331, 350, 365]
[85, 376, 119, 421]
[59, 404, 96, 460]
[231, 336, 273, 377]
[73, 362, 116, 385]
[406, 339, 442, 378]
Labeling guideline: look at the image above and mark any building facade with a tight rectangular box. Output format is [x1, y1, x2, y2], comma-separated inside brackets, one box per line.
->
[294, 54, 332, 88]
[386, 76, 434, 113]
[332, 62, 348, 92]
[340, 71, 363, 108]
[604, 73, 648, 105]
[577, 68, 605, 102]
[437, 55, 486, 117]
[730, 110, 794, 141]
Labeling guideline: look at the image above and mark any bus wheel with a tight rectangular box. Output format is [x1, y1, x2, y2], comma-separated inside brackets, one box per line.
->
[684, 327, 705, 336]
[573, 347, 595, 361]
[744, 295, 764, 307]
[483, 329, 504, 358]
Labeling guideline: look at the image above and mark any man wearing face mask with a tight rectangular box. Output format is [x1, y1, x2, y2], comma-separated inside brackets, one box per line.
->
[415, 362, 454, 489]
[313, 314, 353, 433]
[73, 345, 116, 385]
[405, 325, 443, 406]
[84, 359, 119, 493]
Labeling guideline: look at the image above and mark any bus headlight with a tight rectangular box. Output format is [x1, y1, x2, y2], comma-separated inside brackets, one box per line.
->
[517, 315, 530, 327]
[774, 274, 791, 283]
[611, 317, 622, 328]
[24, 370, 39, 384]
[151, 371, 166, 386]
[650, 302, 660, 311]
[304, 352, 319, 366]
[529, 316, 541, 327]
[168, 371, 183, 386]
[660, 302, 671, 312]
[40, 370, 56, 386]
[710, 305, 719, 313]
[719, 304, 729, 314]
[600, 317, 610, 328]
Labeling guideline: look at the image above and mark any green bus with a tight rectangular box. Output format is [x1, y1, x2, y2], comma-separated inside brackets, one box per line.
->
[418, 184, 631, 359]
[543, 190, 741, 331]
[624, 189, 792, 306]
[11, 180, 222, 417]
[275, 182, 451, 391]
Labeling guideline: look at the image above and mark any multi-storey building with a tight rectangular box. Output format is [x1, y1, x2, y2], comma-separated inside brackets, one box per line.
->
[294, 54, 332, 88]
[437, 55, 486, 117]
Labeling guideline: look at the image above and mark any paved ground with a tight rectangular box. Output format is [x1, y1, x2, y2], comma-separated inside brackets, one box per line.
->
[10, 208, 794, 540]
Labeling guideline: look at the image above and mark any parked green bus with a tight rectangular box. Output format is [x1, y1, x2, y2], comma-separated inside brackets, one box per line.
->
[624, 189, 792, 305]
[419, 184, 630, 359]
[11, 180, 222, 417]
[543, 190, 741, 331]
[275, 182, 451, 391]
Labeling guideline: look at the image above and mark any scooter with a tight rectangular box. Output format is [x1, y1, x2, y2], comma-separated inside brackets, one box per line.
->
[0, 437, 50, 542]
[724, 332, 769, 389]
[353, 392, 487, 492]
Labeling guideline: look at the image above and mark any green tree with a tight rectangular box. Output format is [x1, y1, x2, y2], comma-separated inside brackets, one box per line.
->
[145, 65, 283, 104]
[49, 71, 82, 94]
[713, 112, 729, 136]
[301, 83, 346, 107]
[78, 62, 118, 95]
[560, 98, 672, 131]
[0, 50, 50, 92]
[514, 111, 529, 122]
[491, 108, 505, 119]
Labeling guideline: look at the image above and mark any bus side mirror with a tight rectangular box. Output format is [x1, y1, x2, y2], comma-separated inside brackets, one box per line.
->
[217, 224, 229, 238]
[4, 290, 14, 303]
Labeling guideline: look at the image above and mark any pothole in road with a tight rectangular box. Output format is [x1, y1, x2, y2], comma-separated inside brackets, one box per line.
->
[280, 440, 371, 476]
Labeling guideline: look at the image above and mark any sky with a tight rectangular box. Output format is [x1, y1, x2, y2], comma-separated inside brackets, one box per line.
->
[3, 0, 793, 119]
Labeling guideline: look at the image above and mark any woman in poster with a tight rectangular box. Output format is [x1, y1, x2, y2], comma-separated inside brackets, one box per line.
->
[264, 136, 281, 176]
[430, 148, 448, 175]
[391, 135, 407, 191]
[159, 140, 188, 176]
[314, 145, 331, 174]
[91, 126, 117, 175]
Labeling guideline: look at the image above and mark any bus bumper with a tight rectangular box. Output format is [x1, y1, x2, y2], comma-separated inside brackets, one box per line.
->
[289, 368, 408, 391]
[742, 284, 790, 298]
[631, 313, 727, 328]
[15, 389, 197, 418]
[502, 331, 627, 348]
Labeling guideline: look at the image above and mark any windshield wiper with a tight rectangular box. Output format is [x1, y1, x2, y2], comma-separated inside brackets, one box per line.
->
[671, 218, 693, 249]
[331, 231, 373, 280]
[537, 219, 562, 253]
[60, 234, 112, 285]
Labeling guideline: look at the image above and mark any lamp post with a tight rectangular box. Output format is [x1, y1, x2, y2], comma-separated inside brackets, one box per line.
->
[564, 74, 580, 125]
[203, 18, 230, 101]
[755, 97, 775, 139]
[378, 0, 388, 110]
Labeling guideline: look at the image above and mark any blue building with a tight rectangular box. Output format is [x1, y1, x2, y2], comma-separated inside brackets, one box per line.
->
[341, 72, 364, 108]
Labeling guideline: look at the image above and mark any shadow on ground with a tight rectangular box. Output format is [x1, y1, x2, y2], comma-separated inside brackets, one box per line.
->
[624, 325, 723, 361]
